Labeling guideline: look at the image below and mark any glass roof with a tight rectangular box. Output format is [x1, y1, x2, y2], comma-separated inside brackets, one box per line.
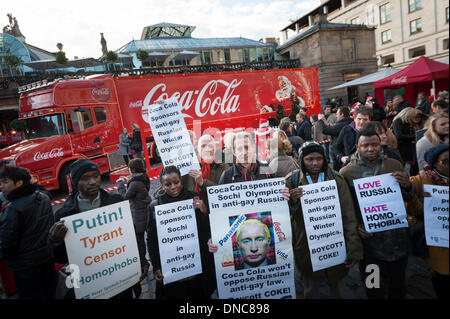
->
[118, 37, 272, 53]
[0, 33, 31, 63]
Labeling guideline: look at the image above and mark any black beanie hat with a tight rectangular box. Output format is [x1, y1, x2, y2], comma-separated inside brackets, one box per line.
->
[424, 144, 449, 166]
[298, 141, 327, 173]
[70, 158, 99, 189]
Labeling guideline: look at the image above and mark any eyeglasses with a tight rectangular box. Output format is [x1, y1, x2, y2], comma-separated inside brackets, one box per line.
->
[437, 159, 449, 166]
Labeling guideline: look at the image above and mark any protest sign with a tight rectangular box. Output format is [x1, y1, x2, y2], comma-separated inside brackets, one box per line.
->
[146, 97, 200, 175]
[423, 185, 449, 248]
[299, 180, 346, 272]
[154, 199, 203, 284]
[353, 173, 408, 233]
[207, 178, 295, 299]
[62, 201, 141, 299]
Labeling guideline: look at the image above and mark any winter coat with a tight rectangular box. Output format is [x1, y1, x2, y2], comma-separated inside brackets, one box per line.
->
[130, 129, 143, 153]
[198, 162, 230, 192]
[118, 133, 131, 155]
[295, 120, 312, 141]
[392, 118, 416, 162]
[339, 153, 415, 262]
[285, 168, 363, 283]
[406, 173, 449, 275]
[334, 122, 358, 165]
[146, 187, 214, 297]
[52, 189, 123, 264]
[117, 173, 152, 233]
[268, 152, 300, 178]
[0, 183, 54, 271]
[416, 99, 431, 115]
[394, 101, 411, 114]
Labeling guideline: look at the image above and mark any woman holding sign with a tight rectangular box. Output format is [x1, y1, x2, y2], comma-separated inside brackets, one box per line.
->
[406, 144, 449, 299]
[281, 141, 363, 299]
[146, 165, 212, 299]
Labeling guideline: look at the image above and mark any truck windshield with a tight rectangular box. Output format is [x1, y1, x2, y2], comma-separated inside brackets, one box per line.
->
[24, 114, 67, 139]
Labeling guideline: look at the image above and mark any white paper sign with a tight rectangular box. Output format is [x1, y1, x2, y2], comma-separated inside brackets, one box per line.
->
[147, 97, 200, 175]
[208, 178, 295, 299]
[423, 185, 449, 248]
[62, 201, 141, 299]
[300, 180, 347, 272]
[353, 173, 408, 233]
[155, 199, 202, 284]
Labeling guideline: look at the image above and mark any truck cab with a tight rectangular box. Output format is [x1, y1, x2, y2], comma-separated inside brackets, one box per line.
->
[0, 75, 123, 192]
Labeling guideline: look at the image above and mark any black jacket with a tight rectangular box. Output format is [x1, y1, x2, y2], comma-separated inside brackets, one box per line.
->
[317, 117, 353, 142]
[0, 183, 54, 271]
[146, 188, 211, 273]
[52, 189, 123, 264]
[391, 118, 416, 162]
[333, 122, 358, 164]
[295, 120, 312, 141]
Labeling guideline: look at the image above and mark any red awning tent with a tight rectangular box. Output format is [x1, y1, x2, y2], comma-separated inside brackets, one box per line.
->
[373, 56, 449, 106]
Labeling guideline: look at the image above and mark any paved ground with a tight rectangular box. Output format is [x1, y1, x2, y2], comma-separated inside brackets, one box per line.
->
[0, 176, 439, 299]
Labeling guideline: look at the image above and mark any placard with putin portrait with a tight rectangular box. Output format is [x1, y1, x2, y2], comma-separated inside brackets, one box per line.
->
[207, 178, 295, 299]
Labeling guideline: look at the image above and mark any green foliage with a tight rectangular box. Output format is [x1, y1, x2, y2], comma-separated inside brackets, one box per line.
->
[4, 55, 22, 67]
[105, 51, 118, 62]
[55, 51, 68, 64]
[136, 49, 149, 61]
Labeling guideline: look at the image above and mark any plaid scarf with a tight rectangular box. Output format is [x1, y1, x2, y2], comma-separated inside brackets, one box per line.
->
[423, 164, 449, 186]
[235, 163, 258, 182]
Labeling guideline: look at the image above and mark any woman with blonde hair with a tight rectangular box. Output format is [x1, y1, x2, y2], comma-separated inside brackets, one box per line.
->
[392, 107, 426, 174]
[266, 130, 300, 177]
[416, 112, 449, 170]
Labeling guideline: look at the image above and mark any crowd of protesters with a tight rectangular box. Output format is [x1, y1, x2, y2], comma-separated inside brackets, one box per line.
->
[0, 90, 448, 300]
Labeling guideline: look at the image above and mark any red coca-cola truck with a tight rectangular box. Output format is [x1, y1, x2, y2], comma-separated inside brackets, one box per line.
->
[0, 68, 321, 192]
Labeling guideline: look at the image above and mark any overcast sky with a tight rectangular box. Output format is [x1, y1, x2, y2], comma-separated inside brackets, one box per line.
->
[2, 0, 320, 59]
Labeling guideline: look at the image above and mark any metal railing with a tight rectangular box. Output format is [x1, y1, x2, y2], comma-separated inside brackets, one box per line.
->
[0, 59, 301, 94]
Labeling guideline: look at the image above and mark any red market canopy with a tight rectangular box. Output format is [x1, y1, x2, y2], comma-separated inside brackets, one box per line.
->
[373, 56, 449, 89]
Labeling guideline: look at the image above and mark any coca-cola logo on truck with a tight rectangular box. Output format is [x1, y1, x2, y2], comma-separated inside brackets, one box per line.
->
[34, 148, 64, 161]
[141, 79, 242, 123]
[91, 87, 111, 102]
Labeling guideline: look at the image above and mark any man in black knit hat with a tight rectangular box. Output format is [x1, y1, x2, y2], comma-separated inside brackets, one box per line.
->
[48, 158, 134, 299]
[281, 142, 362, 299]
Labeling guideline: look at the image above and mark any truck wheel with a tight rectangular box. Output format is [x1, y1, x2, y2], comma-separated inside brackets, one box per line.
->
[58, 163, 72, 194]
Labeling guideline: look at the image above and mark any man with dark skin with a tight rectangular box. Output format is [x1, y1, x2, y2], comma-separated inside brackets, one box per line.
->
[48, 159, 139, 299]
[340, 129, 414, 299]
[280, 142, 363, 298]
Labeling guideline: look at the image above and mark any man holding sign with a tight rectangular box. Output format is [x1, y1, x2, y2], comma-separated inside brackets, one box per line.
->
[340, 128, 414, 299]
[282, 142, 362, 299]
[407, 144, 449, 299]
[49, 159, 140, 299]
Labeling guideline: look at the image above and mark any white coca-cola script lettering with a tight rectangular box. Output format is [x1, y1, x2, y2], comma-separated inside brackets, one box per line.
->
[391, 76, 407, 85]
[34, 148, 64, 161]
[141, 79, 242, 121]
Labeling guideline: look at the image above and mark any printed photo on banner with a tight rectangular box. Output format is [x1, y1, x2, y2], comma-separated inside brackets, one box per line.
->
[62, 201, 141, 299]
[208, 178, 295, 299]
[145, 97, 200, 175]
[229, 212, 276, 271]
[353, 173, 408, 233]
[423, 185, 449, 248]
